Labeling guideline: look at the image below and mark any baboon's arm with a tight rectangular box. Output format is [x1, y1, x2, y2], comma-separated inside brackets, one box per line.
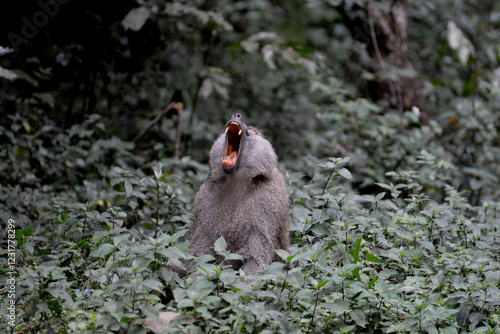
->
[238, 231, 274, 275]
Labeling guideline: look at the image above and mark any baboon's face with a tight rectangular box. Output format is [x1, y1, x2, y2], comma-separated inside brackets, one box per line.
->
[221, 113, 254, 174]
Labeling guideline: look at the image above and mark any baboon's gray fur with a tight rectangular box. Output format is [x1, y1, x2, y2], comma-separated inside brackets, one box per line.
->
[189, 119, 289, 275]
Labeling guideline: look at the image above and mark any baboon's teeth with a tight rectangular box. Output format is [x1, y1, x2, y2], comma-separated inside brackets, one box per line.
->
[238, 129, 242, 136]
[225, 127, 229, 134]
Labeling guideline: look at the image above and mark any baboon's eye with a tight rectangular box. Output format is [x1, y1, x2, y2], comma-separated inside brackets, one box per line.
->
[248, 128, 258, 135]
[252, 174, 268, 185]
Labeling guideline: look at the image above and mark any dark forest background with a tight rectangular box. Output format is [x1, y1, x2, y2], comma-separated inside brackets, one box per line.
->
[1, 0, 500, 199]
[1, 1, 500, 333]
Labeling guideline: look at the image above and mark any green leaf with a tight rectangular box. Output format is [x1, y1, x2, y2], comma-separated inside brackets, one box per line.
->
[113, 234, 130, 246]
[169, 230, 188, 244]
[430, 78, 445, 87]
[0, 66, 18, 80]
[75, 238, 88, 248]
[349, 309, 366, 327]
[22, 120, 31, 133]
[193, 254, 216, 266]
[48, 287, 73, 303]
[160, 246, 188, 260]
[352, 238, 362, 263]
[120, 316, 133, 323]
[240, 295, 252, 303]
[91, 243, 114, 257]
[122, 6, 151, 32]
[352, 268, 362, 282]
[364, 251, 380, 263]
[338, 244, 353, 263]
[124, 180, 133, 196]
[90, 309, 96, 323]
[275, 249, 290, 261]
[141, 279, 163, 292]
[129, 200, 138, 210]
[318, 280, 329, 288]
[337, 168, 352, 180]
[152, 164, 162, 180]
[224, 253, 244, 261]
[375, 182, 392, 190]
[213, 237, 227, 253]
[368, 276, 378, 288]
[23, 226, 35, 236]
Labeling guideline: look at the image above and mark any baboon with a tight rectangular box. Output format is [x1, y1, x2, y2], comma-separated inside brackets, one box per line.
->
[189, 113, 289, 275]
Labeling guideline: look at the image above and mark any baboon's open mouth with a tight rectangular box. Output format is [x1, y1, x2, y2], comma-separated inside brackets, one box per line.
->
[222, 121, 242, 167]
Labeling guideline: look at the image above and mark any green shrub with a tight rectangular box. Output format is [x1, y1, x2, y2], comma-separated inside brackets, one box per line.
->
[2, 144, 499, 333]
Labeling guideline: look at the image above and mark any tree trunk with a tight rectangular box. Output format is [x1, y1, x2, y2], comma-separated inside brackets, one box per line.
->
[338, 0, 429, 124]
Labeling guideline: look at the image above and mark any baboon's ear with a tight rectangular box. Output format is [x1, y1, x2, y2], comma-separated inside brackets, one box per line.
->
[247, 127, 261, 136]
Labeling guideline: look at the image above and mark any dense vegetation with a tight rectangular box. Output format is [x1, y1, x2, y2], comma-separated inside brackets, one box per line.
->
[1, 0, 500, 333]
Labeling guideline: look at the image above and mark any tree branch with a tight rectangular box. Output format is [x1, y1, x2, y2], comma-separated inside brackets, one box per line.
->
[132, 102, 183, 143]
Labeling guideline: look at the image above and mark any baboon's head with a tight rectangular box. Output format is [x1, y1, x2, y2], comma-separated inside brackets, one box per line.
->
[208, 113, 277, 180]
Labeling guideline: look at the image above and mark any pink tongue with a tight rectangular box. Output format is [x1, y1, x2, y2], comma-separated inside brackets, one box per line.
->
[222, 151, 238, 166]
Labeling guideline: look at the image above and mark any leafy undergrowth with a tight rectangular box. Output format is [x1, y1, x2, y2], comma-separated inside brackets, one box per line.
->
[1, 153, 499, 334]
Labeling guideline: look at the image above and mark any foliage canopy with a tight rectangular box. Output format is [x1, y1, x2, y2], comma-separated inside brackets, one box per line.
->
[1, 0, 500, 333]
